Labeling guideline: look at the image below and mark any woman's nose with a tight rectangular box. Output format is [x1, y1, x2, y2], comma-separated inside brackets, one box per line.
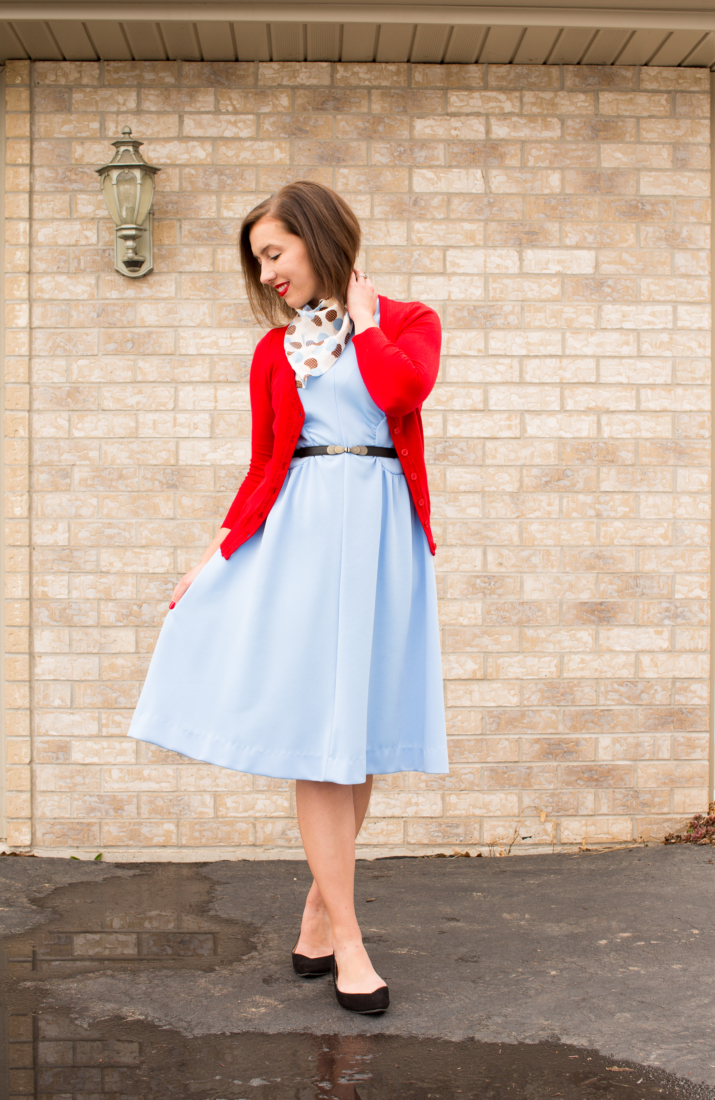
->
[260, 266, 275, 285]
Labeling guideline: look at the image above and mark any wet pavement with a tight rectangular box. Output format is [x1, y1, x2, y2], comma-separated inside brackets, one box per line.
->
[0, 845, 713, 1098]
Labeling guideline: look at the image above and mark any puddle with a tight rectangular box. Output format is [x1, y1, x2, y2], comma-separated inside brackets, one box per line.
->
[0, 862, 708, 1100]
[2, 1012, 703, 1100]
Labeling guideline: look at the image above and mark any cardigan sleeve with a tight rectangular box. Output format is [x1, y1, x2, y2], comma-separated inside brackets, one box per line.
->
[350, 301, 441, 417]
[220, 332, 276, 530]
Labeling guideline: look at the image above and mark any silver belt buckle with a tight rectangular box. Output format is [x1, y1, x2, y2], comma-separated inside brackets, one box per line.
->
[350, 445, 368, 455]
[327, 444, 344, 454]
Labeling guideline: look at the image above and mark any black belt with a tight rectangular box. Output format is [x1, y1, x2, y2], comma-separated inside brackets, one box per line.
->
[293, 444, 398, 458]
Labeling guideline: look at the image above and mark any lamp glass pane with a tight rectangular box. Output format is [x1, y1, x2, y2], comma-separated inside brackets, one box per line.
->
[116, 170, 139, 225]
[101, 172, 121, 225]
[136, 172, 155, 227]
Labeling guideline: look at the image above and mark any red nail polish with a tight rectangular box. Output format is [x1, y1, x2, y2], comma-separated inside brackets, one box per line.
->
[169, 601, 175, 609]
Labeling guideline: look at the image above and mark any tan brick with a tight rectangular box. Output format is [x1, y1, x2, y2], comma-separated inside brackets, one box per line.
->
[524, 142, 597, 168]
[674, 93, 710, 118]
[35, 821, 101, 846]
[180, 820, 254, 845]
[103, 821, 178, 846]
[74, 793, 138, 818]
[640, 119, 709, 143]
[600, 92, 671, 116]
[6, 820, 32, 846]
[640, 172, 709, 197]
[139, 793, 213, 817]
[103, 767, 176, 792]
[560, 817, 633, 843]
[337, 63, 407, 87]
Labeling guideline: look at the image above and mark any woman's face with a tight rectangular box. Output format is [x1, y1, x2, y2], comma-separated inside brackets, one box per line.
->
[249, 216, 323, 310]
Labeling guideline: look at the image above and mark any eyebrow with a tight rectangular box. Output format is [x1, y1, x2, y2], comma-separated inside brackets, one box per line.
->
[253, 243, 279, 259]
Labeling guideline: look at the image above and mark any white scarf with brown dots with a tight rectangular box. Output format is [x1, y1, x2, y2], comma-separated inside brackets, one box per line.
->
[284, 297, 353, 389]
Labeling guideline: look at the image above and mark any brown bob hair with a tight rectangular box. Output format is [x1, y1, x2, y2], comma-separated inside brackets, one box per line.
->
[239, 180, 361, 328]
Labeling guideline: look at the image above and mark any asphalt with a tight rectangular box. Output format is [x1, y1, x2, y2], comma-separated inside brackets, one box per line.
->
[0, 844, 713, 1098]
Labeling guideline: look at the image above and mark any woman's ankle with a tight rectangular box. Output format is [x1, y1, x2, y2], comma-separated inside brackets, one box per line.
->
[303, 882, 327, 912]
[332, 934, 366, 958]
[302, 898, 330, 927]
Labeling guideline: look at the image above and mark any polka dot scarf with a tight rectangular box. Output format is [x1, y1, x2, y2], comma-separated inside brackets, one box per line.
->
[284, 297, 353, 389]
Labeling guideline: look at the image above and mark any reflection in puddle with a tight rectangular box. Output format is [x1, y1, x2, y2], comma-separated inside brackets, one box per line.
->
[0, 862, 706, 1100]
[4, 1009, 700, 1100]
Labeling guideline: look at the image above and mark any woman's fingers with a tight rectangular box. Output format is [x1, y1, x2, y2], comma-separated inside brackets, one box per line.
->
[347, 269, 377, 316]
[169, 575, 192, 607]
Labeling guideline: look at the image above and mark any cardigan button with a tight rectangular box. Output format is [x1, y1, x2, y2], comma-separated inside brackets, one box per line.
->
[410, 473, 417, 480]
[418, 498, 424, 506]
[393, 426, 401, 434]
[401, 448, 408, 456]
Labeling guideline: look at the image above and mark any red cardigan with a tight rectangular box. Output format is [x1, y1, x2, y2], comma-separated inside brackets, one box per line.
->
[220, 294, 441, 560]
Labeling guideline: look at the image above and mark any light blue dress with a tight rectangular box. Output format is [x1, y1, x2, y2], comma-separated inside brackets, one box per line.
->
[128, 303, 449, 784]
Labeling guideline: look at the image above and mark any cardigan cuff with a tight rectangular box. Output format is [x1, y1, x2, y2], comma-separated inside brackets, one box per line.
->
[351, 325, 390, 351]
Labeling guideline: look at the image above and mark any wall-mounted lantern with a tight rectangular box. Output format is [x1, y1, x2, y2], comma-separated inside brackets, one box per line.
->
[96, 126, 160, 278]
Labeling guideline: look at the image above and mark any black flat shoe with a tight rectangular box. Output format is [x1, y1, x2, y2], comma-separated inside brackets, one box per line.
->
[331, 955, 389, 1014]
[291, 939, 333, 977]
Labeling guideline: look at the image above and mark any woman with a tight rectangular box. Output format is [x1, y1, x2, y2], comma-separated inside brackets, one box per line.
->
[128, 180, 449, 1014]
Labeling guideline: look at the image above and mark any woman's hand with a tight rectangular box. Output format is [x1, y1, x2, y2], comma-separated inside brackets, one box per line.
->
[168, 562, 204, 609]
[168, 526, 230, 608]
[346, 268, 378, 335]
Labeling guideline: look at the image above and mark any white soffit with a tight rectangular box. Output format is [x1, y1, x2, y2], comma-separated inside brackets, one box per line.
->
[85, 19, 132, 58]
[123, 20, 166, 59]
[12, 19, 63, 58]
[161, 21, 201, 60]
[548, 27, 597, 64]
[196, 20, 235, 61]
[512, 26, 561, 64]
[649, 29, 708, 65]
[684, 31, 715, 66]
[411, 22, 451, 63]
[5, 5, 715, 67]
[234, 22, 271, 62]
[307, 22, 341, 61]
[341, 22, 377, 61]
[443, 25, 486, 64]
[271, 21, 304, 61]
[616, 28, 670, 65]
[375, 23, 414, 62]
[581, 27, 632, 64]
[0, 22, 25, 57]
[48, 18, 96, 58]
[479, 25, 524, 64]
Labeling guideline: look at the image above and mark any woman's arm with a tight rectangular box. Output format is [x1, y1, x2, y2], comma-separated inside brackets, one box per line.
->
[352, 315, 441, 417]
[169, 332, 277, 607]
[168, 526, 231, 607]
[347, 272, 441, 418]
[221, 331, 276, 530]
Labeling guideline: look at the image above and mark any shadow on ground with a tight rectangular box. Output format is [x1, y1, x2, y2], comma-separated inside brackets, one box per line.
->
[0, 845, 713, 1098]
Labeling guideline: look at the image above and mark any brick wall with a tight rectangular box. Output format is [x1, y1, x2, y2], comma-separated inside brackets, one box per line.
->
[4, 57, 711, 858]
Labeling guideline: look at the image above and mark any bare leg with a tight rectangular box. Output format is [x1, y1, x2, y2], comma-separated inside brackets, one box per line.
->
[294, 778, 383, 994]
[294, 776, 373, 959]
[352, 775, 374, 834]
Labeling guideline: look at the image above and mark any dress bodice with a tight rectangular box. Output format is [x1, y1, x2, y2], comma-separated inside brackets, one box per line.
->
[291, 301, 401, 473]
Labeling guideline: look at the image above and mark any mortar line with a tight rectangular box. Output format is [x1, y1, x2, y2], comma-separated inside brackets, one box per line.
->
[704, 70, 708, 809]
[0, 66, 6, 843]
